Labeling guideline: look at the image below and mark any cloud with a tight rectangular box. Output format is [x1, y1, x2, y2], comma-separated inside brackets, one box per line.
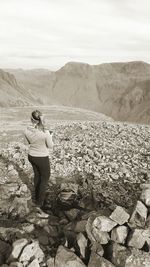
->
[0, 0, 150, 68]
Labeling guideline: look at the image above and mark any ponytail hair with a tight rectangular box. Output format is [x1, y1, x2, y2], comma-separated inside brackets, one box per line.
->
[31, 110, 44, 130]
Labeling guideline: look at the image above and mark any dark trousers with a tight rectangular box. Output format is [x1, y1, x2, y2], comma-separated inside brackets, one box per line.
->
[28, 154, 50, 207]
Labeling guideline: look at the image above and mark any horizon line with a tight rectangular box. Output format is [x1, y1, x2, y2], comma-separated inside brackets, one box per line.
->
[1, 59, 149, 71]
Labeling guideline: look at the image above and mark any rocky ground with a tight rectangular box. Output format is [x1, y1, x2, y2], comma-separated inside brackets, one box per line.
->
[0, 120, 150, 266]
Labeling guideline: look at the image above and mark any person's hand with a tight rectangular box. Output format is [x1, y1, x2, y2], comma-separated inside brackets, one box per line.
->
[40, 115, 47, 127]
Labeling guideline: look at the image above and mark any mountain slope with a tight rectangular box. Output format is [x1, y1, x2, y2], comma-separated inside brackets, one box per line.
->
[0, 69, 37, 107]
[2, 61, 150, 124]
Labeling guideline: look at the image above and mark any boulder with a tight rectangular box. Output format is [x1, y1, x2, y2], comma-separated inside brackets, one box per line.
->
[92, 228, 110, 244]
[58, 183, 79, 206]
[0, 180, 31, 218]
[129, 201, 148, 228]
[76, 233, 88, 258]
[38, 233, 49, 246]
[19, 240, 44, 264]
[65, 209, 80, 221]
[26, 210, 49, 227]
[140, 188, 150, 207]
[146, 214, 150, 227]
[90, 216, 117, 244]
[21, 223, 35, 233]
[75, 220, 87, 233]
[88, 252, 115, 267]
[90, 242, 104, 257]
[129, 228, 150, 250]
[55, 245, 86, 267]
[0, 227, 24, 242]
[8, 238, 28, 262]
[110, 206, 130, 225]
[9, 196, 30, 218]
[28, 259, 40, 267]
[107, 242, 131, 267]
[47, 257, 55, 267]
[125, 248, 150, 267]
[127, 229, 147, 249]
[0, 240, 12, 266]
[92, 216, 117, 232]
[44, 225, 58, 237]
[111, 226, 128, 244]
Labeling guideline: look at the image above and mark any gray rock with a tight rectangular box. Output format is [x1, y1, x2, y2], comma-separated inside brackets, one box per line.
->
[127, 229, 146, 249]
[65, 209, 80, 221]
[0, 240, 12, 266]
[55, 245, 86, 267]
[93, 216, 117, 232]
[58, 183, 79, 205]
[76, 233, 88, 258]
[21, 223, 35, 233]
[8, 238, 28, 263]
[44, 225, 58, 237]
[28, 259, 40, 267]
[19, 240, 44, 264]
[140, 188, 150, 207]
[47, 257, 55, 267]
[38, 234, 49, 246]
[111, 226, 128, 244]
[0, 227, 24, 242]
[110, 206, 130, 225]
[88, 252, 115, 267]
[129, 228, 150, 250]
[26, 210, 49, 227]
[125, 248, 150, 267]
[90, 242, 104, 257]
[92, 228, 110, 244]
[75, 220, 87, 233]
[129, 201, 148, 228]
[108, 242, 131, 267]
[146, 214, 150, 227]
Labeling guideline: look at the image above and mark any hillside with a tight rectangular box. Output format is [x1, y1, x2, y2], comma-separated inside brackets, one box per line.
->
[0, 69, 37, 106]
[2, 61, 150, 124]
[0, 120, 150, 265]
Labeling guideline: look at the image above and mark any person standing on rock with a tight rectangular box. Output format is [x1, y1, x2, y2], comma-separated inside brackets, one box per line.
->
[24, 110, 53, 210]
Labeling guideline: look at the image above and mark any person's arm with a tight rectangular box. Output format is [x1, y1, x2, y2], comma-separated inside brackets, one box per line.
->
[24, 128, 30, 145]
[45, 130, 54, 148]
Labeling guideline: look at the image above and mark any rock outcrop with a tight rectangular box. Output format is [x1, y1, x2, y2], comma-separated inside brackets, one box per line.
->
[0, 120, 150, 266]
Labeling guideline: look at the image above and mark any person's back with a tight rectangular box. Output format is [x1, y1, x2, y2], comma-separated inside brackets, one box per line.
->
[25, 125, 53, 157]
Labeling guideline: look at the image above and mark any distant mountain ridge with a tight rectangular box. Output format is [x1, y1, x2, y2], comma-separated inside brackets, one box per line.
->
[1, 61, 150, 124]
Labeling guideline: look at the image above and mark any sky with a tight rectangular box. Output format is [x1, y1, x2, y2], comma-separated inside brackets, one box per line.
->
[0, 0, 150, 69]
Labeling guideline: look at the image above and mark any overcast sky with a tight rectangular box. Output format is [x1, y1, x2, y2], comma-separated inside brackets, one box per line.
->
[0, 0, 150, 69]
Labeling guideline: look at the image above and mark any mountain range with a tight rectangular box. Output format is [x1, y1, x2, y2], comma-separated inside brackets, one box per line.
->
[1, 61, 150, 124]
